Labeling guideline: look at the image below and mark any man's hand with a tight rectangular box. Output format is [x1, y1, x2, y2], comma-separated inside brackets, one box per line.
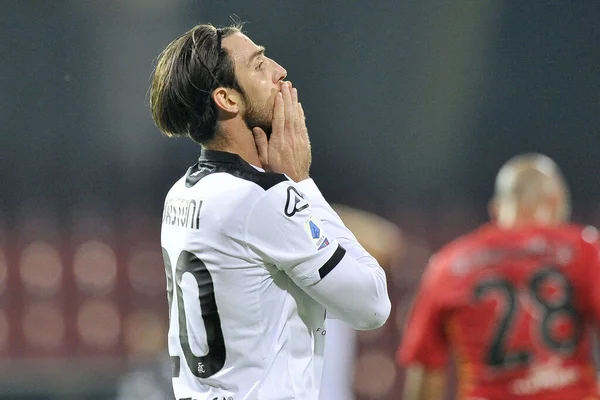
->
[252, 81, 312, 182]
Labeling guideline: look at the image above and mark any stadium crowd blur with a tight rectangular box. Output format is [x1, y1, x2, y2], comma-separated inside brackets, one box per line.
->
[1, 1, 600, 399]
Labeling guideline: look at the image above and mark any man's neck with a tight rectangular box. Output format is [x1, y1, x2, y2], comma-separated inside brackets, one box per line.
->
[203, 122, 262, 169]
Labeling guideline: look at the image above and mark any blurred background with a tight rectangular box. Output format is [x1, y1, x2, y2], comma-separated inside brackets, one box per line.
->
[1, 1, 600, 399]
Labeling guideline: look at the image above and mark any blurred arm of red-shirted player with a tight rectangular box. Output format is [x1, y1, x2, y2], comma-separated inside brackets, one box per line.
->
[398, 255, 449, 400]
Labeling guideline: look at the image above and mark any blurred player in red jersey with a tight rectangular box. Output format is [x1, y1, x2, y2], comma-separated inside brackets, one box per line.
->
[398, 153, 600, 400]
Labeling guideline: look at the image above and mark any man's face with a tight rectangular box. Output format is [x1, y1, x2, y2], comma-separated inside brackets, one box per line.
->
[222, 32, 287, 135]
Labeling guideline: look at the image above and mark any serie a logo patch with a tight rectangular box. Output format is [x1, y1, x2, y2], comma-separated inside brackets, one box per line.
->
[304, 214, 330, 250]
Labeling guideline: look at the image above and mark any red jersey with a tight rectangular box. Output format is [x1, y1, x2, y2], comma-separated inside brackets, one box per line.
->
[398, 223, 600, 400]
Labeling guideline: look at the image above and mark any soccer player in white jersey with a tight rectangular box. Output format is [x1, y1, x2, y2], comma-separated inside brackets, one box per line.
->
[149, 23, 391, 400]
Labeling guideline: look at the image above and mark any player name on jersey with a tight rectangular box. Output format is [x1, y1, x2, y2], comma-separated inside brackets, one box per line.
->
[162, 197, 202, 229]
[451, 238, 574, 275]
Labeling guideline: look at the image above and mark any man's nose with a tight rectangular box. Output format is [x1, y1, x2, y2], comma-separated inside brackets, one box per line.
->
[273, 61, 287, 83]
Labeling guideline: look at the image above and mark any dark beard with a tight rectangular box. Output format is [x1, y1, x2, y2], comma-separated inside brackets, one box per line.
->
[242, 98, 272, 138]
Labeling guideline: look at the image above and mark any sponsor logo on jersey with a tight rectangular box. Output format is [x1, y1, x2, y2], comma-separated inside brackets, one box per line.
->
[284, 186, 309, 217]
[304, 214, 330, 250]
[509, 358, 580, 395]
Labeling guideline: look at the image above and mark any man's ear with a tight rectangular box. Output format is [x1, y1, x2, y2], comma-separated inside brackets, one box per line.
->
[212, 87, 240, 115]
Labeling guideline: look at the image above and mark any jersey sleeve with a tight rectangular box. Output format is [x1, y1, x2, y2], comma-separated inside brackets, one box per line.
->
[295, 179, 383, 272]
[397, 256, 449, 369]
[245, 180, 390, 330]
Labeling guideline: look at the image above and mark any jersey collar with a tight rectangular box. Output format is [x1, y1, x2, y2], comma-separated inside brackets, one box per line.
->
[199, 148, 245, 165]
[198, 148, 265, 172]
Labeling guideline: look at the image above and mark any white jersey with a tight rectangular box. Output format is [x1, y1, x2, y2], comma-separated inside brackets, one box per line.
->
[161, 149, 390, 400]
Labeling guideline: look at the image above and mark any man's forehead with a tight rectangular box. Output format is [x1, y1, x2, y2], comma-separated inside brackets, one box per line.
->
[222, 32, 262, 64]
